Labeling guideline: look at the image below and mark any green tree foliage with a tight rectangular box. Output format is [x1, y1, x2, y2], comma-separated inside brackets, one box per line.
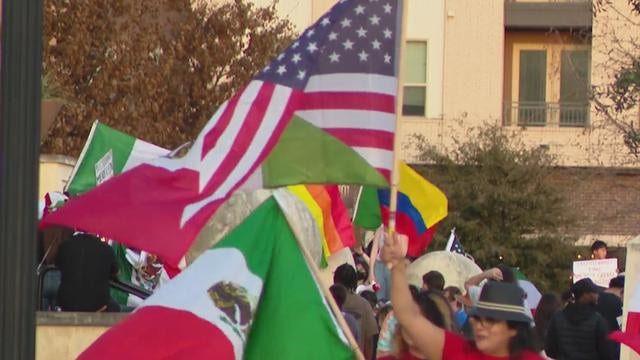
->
[42, 0, 295, 156]
[411, 125, 576, 293]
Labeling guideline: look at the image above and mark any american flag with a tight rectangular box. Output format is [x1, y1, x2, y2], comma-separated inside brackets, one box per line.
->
[180, 0, 401, 224]
[42, 0, 403, 266]
[254, 0, 400, 180]
[445, 228, 466, 255]
[450, 237, 466, 255]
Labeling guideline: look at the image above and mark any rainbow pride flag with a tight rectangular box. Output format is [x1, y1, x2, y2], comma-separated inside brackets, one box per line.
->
[288, 184, 356, 262]
[353, 162, 447, 257]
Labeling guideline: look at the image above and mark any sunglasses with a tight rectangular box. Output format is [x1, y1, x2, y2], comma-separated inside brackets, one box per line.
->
[469, 315, 502, 327]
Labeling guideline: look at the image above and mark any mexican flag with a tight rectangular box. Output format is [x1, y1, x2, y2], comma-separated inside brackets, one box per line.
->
[110, 244, 169, 307]
[66, 121, 169, 195]
[78, 197, 353, 359]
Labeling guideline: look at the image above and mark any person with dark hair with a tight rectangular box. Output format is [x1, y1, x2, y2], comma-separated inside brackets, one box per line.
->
[408, 285, 420, 300]
[422, 270, 445, 292]
[420, 291, 455, 331]
[495, 264, 516, 284]
[591, 240, 608, 260]
[596, 275, 624, 331]
[330, 284, 362, 348]
[377, 291, 456, 360]
[360, 290, 379, 313]
[381, 234, 542, 360]
[334, 263, 379, 360]
[444, 286, 470, 336]
[596, 275, 624, 358]
[545, 278, 615, 360]
[354, 254, 371, 286]
[534, 293, 562, 352]
[56, 233, 120, 312]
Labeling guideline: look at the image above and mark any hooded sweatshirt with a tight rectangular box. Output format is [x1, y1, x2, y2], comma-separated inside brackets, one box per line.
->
[545, 303, 614, 360]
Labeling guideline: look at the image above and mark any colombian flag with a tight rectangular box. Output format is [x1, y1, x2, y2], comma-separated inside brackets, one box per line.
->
[353, 162, 448, 257]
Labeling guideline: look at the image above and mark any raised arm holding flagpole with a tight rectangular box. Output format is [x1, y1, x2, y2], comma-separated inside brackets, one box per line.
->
[387, 0, 409, 238]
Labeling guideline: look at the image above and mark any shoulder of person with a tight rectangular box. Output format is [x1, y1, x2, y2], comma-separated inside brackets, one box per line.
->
[350, 292, 373, 307]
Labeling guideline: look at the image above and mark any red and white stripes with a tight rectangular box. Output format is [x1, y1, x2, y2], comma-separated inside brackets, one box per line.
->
[298, 73, 397, 181]
[179, 80, 300, 226]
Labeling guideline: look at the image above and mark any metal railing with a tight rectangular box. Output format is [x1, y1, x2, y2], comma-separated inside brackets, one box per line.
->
[503, 101, 590, 127]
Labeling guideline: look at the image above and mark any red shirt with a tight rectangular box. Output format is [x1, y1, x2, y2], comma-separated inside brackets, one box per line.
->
[443, 331, 543, 360]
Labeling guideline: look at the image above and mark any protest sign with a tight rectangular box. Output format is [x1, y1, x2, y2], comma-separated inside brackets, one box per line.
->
[573, 258, 618, 288]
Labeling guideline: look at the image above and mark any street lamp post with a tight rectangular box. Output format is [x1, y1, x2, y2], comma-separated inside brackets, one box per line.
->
[0, 0, 43, 358]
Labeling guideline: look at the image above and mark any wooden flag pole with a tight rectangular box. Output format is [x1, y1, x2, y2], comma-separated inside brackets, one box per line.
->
[388, 0, 409, 236]
[274, 192, 364, 360]
[294, 236, 365, 360]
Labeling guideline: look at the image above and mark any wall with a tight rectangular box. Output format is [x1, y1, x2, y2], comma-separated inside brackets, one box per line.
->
[37, 326, 108, 360]
[36, 312, 125, 360]
[400, 0, 504, 162]
[501, 24, 638, 167]
[38, 155, 75, 199]
[442, 0, 504, 121]
[405, 0, 445, 120]
[312, 0, 336, 22]
[549, 168, 640, 246]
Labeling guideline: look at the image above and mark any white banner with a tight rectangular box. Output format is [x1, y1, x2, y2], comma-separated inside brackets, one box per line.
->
[573, 258, 618, 288]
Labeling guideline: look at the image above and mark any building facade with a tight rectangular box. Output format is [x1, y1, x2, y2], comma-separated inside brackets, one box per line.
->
[250, 0, 640, 248]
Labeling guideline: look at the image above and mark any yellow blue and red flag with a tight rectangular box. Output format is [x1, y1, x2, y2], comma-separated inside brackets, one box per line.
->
[353, 162, 447, 257]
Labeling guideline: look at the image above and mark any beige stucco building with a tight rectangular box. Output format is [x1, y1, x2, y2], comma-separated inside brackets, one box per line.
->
[253, 0, 640, 248]
[32, 2, 640, 358]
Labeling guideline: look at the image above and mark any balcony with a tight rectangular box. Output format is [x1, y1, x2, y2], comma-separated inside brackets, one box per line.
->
[505, 0, 592, 30]
[503, 102, 590, 127]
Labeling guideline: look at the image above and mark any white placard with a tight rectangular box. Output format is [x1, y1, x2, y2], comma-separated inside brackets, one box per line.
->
[95, 149, 114, 185]
[573, 258, 618, 288]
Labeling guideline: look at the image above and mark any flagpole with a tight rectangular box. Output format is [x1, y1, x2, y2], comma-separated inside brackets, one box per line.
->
[64, 120, 99, 191]
[388, 0, 409, 236]
[292, 229, 365, 360]
[445, 227, 456, 252]
[276, 193, 364, 359]
[351, 185, 363, 221]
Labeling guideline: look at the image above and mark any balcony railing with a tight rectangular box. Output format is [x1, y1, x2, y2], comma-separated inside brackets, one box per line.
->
[503, 101, 590, 127]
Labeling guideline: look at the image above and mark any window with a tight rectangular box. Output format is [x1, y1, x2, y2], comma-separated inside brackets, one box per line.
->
[402, 41, 427, 116]
[507, 41, 591, 128]
[517, 50, 547, 125]
[560, 50, 590, 126]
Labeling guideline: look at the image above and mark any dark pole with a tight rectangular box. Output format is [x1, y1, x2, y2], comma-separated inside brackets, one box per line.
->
[0, 0, 42, 358]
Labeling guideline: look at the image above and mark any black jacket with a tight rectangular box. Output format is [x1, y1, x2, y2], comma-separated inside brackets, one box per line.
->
[595, 292, 623, 360]
[56, 234, 118, 312]
[545, 303, 614, 360]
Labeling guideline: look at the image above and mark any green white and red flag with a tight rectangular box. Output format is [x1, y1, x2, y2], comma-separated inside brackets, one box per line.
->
[79, 197, 354, 359]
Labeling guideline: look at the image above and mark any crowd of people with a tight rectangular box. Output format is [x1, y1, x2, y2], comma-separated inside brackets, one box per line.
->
[329, 233, 624, 360]
[38, 191, 625, 359]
